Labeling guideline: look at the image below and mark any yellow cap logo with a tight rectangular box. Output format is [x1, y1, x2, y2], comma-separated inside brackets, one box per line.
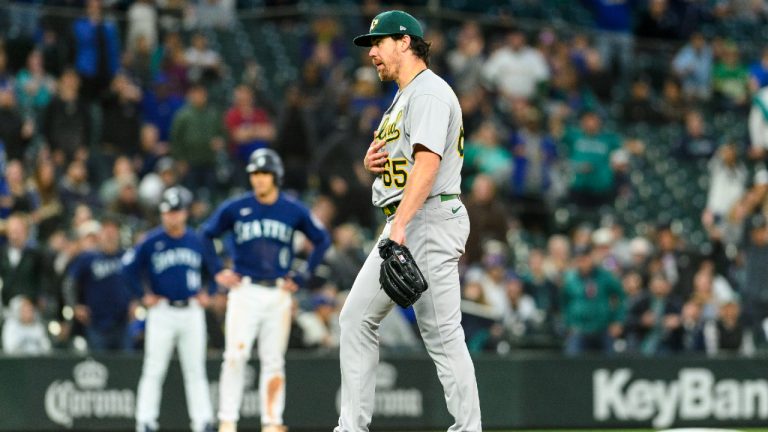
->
[370, 18, 379, 32]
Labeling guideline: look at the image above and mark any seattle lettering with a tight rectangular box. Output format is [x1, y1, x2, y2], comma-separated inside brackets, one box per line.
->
[152, 248, 201, 273]
[90, 258, 122, 280]
[234, 219, 293, 244]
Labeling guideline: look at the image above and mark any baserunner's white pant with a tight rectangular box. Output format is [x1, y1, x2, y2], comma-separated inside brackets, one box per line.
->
[218, 281, 292, 427]
[335, 196, 482, 432]
[136, 299, 213, 432]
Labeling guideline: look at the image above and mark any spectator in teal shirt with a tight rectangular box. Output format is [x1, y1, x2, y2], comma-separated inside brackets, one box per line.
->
[561, 244, 625, 355]
[462, 120, 512, 191]
[15, 49, 55, 118]
[562, 110, 621, 214]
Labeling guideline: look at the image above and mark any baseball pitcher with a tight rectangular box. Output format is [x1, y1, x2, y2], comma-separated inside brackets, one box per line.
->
[202, 148, 331, 432]
[125, 186, 217, 432]
[336, 10, 482, 432]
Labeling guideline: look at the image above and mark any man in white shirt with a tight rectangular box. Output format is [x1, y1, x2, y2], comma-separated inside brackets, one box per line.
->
[185, 33, 222, 82]
[2, 296, 51, 355]
[482, 29, 549, 102]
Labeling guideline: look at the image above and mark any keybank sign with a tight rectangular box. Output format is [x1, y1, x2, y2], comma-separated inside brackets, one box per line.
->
[594, 368, 768, 428]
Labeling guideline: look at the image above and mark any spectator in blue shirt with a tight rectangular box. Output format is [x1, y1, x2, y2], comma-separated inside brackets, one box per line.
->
[748, 47, 768, 92]
[672, 32, 713, 101]
[508, 106, 558, 234]
[580, 0, 635, 75]
[72, 0, 121, 101]
[141, 75, 185, 143]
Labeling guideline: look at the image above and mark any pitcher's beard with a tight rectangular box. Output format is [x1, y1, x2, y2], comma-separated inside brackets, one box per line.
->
[376, 64, 394, 82]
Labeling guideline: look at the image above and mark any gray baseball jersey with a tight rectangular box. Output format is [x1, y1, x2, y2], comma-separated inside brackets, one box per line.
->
[372, 69, 465, 207]
[336, 67, 482, 432]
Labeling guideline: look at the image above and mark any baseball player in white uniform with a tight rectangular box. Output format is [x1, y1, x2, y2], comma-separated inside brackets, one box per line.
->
[336, 10, 482, 432]
[125, 186, 217, 432]
[202, 149, 331, 432]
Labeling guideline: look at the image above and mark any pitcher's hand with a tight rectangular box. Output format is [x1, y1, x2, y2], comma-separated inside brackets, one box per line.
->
[364, 136, 388, 174]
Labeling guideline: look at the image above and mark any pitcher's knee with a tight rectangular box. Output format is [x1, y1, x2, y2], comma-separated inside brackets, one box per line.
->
[338, 305, 361, 333]
[444, 323, 467, 343]
[342, 320, 381, 351]
[423, 322, 465, 348]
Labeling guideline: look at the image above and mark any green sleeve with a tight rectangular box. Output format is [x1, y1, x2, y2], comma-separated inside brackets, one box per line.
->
[712, 64, 725, 85]
[216, 110, 226, 138]
[739, 66, 749, 80]
[150, 50, 162, 76]
[467, 329, 491, 353]
[609, 273, 626, 324]
[560, 275, 573, 327]
[463, 141, 478, 166]
[583, 90, 598, 112]
[170, 110, 185, 159]
[561, 128, 575, 154]
[607, 133, 621, 152]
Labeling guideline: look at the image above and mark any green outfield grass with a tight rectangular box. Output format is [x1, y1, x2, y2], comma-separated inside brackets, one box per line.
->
[376, 429, 768, 432]
[415, 429, 768, 432]
[484, 430, 768, 432]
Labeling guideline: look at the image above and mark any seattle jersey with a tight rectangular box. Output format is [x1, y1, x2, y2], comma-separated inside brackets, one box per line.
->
[201, 192, 331, 280]
[122, 227, 219, 301]
[372, 69, 464, 207]
[66, 250, 130, 329]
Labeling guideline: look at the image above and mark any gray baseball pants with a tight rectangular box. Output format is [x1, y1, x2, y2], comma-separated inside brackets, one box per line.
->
[335, 196, 482, 431]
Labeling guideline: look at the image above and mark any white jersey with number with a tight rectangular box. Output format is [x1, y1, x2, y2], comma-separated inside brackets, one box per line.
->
[372, 69, 465, 207]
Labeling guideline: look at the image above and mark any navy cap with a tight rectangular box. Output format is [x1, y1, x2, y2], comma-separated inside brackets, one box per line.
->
[159, 186, 192, 213]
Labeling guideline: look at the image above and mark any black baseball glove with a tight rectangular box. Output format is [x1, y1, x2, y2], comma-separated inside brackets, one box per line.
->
[378, 239, 428, 307]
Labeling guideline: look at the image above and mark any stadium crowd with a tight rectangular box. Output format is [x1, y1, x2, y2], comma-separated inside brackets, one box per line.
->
[0, 0, 768, 357]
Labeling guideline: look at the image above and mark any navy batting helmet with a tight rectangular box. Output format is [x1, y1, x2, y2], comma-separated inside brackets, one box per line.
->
[246, 148, 284, 186]
[159, 186, 192, 213]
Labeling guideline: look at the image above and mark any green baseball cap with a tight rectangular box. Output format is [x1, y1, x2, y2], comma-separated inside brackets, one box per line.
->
[353, 10, 424, 47]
